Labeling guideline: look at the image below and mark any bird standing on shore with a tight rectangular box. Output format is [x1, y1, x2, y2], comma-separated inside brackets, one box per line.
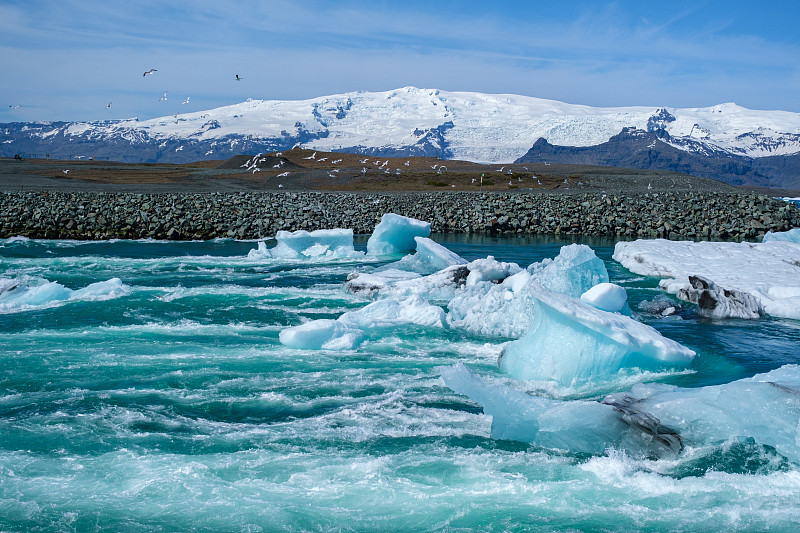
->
[143, 69, 157, 76]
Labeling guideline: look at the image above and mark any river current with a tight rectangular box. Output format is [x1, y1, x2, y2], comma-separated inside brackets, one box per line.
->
[1, 234, 799, 531]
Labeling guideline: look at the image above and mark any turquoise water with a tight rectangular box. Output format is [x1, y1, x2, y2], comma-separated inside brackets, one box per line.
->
[1, 234, 800, 531]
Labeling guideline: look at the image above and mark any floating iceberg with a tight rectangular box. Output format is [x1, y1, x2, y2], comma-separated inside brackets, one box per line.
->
[366, 213, 431, 256]
[446, 245, 609, 339]
[279, 295, 445, 350]
[0, 276, 129, 313]
[441, 363, 800, 462]
[248, 228, 364, 260]
[498, 285, 696, 384]
[763, 228, 800, 244]
[614, 239, 800, 319]
[527, 243, 609, 298]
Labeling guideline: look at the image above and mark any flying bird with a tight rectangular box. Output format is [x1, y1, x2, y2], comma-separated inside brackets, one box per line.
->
[143, 69, 157, 77]
[62, 169, 70, 174]
[181, 97, 190, 105]
[105, 102, 112, 108]
[159, 92, 168, 101]
[235, 74, 243, 81]
[8, 104, 21, 109]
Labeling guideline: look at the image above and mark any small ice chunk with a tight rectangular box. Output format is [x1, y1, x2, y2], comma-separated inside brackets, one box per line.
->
[248, 228, 363, 260]
[0, 276, 129, 312]
[580, 282, 628, 313]
[498, 285, 696, 384]
[366, 214, 431, 256]
[762, 228, 800, 243]
[278, 319, 365, 350]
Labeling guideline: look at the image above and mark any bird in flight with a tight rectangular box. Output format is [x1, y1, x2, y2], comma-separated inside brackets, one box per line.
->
[235, 74, 243, 81]
[8, 104, 21, 109]
[106, 102, 112, 108]
[181, 97, 190, 105]
[62, 169, 70, 174]
[159, 92, 167, 101]
[143, 69, 157, 76]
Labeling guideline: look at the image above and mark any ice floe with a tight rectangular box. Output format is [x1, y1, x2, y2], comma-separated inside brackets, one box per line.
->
[247, 228, 364, 260]
[763, 228, 800, 244]
[441, 363, 800, 462]
[0, 276, 129, 313]
[614, 239, 800, 319]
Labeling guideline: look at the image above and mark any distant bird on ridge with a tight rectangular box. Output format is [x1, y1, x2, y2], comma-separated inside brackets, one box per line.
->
[143, 69, 157, 77]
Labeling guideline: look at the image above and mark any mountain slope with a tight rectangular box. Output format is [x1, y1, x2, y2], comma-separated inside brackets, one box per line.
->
[2, 87, 799, 187]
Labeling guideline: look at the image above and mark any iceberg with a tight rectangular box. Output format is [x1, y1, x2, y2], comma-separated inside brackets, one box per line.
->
[386, 236, 468, 275]
[247, 228, 363, 260]
[446, 245, 609, 339]
[498, 285, 696, 384]
[614, 239, 800, 319]
[366, 213, 431, 256]
[763, 228, 800, 244]
[0, 276, 129, 313]
[279, 296, 445, 350]
[441, 363, 800, 462]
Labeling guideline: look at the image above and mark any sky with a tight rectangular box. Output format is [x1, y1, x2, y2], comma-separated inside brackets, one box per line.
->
[1, 0, 799, 122]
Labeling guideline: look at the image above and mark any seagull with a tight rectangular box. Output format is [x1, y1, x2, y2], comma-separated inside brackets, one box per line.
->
[303, 152, 317, 160]
[9, 104, 21, 109]
[404, 160, 410, 167]
[361, 167, 367, 175]
[159, 92, 168, 101]
[277, 184, 284, 188]
[62, 169, 70, 174]
[471, 178, 476, 183]
[431, 164, 438, 170]
[205, 150, 213, 156]
[359, 158, 368, 164]
[508, 180, 513, 186]
[105, 101, 112, 108]
[143, 69, 157, 77]
[496, 166, 504, 172]
[332, 159, 342, 164]
[318, 157, 328, 162]
[235, 74, 243, 81]
[277, 171, 289, 177]
[181, 97, 190, 105]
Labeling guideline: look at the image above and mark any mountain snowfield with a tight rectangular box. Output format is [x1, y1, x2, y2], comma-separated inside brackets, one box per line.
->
[15, 86, 800, 162]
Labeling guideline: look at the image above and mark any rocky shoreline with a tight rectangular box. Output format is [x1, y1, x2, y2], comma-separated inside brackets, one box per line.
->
[1, 190, 798, 241]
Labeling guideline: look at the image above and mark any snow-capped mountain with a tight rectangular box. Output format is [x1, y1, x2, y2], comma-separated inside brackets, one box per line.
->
[3, 87, 800, 188]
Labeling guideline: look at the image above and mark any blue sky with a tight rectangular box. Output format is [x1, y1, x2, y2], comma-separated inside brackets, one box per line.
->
[1, 0, 799, 121]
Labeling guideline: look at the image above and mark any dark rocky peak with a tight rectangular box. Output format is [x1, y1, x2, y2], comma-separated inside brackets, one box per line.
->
[647, 108, 677, 133]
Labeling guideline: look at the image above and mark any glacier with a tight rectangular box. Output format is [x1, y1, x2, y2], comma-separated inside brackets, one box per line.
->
[4, 86, 800, 165]
[613, 239, 800, 319]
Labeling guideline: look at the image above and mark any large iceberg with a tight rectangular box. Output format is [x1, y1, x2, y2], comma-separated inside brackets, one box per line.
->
[498, 285, 696, 384]
[366, 214, 431, 256]
[614, 239, 800, 319]
[446, 244, 610, 339]
[386, 237, 468, 275]
[248, 228, 364, 260]
[441, 363, 800, 462]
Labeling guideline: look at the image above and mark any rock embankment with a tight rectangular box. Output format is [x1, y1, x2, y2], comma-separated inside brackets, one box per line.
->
[1, 191, 798, 241]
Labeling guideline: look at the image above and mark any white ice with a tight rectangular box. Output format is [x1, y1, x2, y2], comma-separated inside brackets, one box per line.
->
[441, 363, 800, 462]
[279, 295, 445, 350]
[0, 276, 129, 313]
[498, 285, 696, 384]
[446, 244, 609, 338]
[763, 228, 800, 244]
[613, 239, 800, 319]
[581, 283, 628, 313]
[386, 236, 467, 275]
[247, 228, 363, 260]
[366, 214, 431, 256]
